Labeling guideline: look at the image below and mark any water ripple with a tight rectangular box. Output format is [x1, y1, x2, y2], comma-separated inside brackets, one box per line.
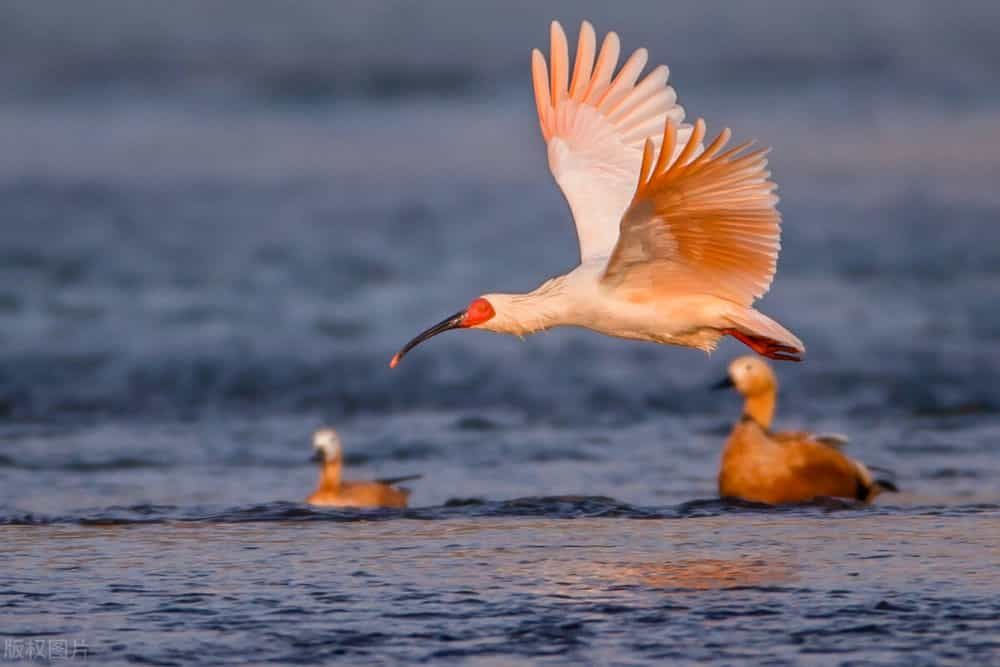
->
[2, 498, 997, 526]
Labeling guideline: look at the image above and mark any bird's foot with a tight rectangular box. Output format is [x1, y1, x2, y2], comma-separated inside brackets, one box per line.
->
[722, 329, 803, 362]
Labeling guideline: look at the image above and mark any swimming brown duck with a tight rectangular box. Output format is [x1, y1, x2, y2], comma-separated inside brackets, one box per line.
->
[307, 428, 420, 508]
[713, 356, 897, 504]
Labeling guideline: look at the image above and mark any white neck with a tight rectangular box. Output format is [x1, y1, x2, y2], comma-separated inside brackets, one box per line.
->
[482, 275, 573, 336]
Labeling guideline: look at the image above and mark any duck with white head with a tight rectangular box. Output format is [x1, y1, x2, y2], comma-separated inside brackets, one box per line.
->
[307, 428, 421, 509]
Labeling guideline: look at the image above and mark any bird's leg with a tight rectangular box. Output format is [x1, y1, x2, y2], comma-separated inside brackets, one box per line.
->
[721, 328, 802, 362]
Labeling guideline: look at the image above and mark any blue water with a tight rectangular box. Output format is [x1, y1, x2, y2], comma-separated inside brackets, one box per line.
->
[1, 2, 999, 664]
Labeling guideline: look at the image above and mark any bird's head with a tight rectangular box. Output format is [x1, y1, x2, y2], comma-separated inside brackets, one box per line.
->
[389, 296, 498, 368]
[311, 428, 343, 463]
[712, 355, 777, 396]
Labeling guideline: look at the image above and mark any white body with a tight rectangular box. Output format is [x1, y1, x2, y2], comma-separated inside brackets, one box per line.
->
[483, 260, 742, 352]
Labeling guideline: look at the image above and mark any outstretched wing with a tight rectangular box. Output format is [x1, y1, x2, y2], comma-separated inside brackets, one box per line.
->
[532, 20, 694, 263]
[602, 118, 781, 306]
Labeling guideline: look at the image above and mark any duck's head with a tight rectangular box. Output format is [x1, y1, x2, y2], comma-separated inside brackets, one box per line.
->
[311, 428, 343, 464]
[713, 355, 777, 396]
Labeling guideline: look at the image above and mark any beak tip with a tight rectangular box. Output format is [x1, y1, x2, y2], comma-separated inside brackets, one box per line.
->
[390, 309, 465, 370]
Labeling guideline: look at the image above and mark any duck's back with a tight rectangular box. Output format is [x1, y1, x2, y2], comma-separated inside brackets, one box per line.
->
[719, 420, 873, 504]
[308, 481, 410, 509]
[308, 482, 410, 507]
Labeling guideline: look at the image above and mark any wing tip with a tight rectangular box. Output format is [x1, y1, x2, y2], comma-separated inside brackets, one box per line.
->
[536, 19, 685, 151]
[550, 20, 567, 49]
[531, 47, 546, 71]
[531, 49, 552, 139]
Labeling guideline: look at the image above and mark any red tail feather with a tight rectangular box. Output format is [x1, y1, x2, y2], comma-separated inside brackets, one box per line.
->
[723, 328, 802, 362]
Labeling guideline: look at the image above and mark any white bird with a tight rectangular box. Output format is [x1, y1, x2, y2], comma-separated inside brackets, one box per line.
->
[391, 20, 804, 369]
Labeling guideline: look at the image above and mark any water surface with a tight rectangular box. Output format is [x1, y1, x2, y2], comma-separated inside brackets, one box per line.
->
[1, 2, 999, 664]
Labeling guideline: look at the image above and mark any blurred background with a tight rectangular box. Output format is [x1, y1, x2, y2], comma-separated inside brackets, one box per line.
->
[3, 4, 999, 665]
[1, 1, 998, 512]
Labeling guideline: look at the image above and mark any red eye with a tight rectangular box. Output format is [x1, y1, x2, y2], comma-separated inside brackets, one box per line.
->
[464, 298, 495, 327]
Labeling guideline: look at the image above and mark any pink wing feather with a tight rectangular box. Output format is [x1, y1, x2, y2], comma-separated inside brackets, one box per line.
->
[532, 21, 694, 262]
[603, 118, 782, 307]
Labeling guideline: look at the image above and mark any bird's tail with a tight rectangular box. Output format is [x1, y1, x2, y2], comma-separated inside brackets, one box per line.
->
[722, 307, 805, 362]
[869, 465, 900, 495]
[854, 462, 899, 501]
[375, 474, 423, 486]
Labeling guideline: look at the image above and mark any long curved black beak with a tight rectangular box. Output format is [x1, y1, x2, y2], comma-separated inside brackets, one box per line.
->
[711, 376, 735, 391]
[390, 310, 466, 368]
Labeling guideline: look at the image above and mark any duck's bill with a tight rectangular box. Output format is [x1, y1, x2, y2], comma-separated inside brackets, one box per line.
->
[309, 450, 324, 463]
[389, 310, 465, 368]
[711, 376, 735, 390]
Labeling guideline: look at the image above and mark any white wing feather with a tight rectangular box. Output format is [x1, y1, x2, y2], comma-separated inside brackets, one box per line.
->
[532, 21, 695, 263]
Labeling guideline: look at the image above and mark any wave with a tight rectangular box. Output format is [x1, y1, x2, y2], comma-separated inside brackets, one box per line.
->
[3, 497, 996, 526]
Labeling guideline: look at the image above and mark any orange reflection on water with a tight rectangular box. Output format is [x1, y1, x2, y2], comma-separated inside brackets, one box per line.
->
[618, 557, 798, 591]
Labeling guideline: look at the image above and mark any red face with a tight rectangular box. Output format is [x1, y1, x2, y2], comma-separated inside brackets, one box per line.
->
[463, 298, 495, 327]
